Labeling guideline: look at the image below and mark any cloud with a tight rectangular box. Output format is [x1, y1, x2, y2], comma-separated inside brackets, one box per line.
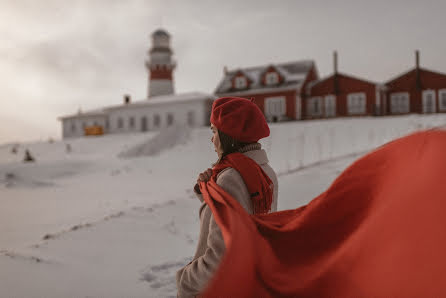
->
[1, 0, 446, 144]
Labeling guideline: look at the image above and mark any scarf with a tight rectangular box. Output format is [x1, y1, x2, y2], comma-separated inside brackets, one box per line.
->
[211, 150, 273, 215]
[198, 129, 446, 297]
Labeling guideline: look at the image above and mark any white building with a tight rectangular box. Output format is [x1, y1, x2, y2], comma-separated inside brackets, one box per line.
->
[106, 92, 213, 134]
[58, 29, 214, 139]
[58, 109, 108, 139]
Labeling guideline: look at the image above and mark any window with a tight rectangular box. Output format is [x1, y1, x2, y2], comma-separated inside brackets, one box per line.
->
[154, 114, 161, 127]
[234, 76, 247, 89]
[105, 119, 109, 130]
[117, 117, 123, 129]
[265, 72, 279, 85]
[439, 89, 446, 111]
[265, 96, 286, 120]
[390, 92, 410, 114]
[71, 122, 76, 133]
[307, 97, 323, 117]
[93, 121, 98, 126]
[141, 116, 148, 132]
[129, 117, 135, 128]
[347, 92, 366, 115]
[325, 95, 336, 117]
[422, 90, 436, 113]
[82, 122, 86, 129]
[187, 111, 195, 126]
[167, 113, 174, 126]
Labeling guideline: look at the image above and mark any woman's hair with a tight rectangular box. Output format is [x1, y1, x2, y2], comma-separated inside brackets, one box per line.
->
[213, 129, 251, 165]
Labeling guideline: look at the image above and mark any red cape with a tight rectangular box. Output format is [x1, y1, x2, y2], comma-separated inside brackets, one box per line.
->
[199, 130, 446, 297]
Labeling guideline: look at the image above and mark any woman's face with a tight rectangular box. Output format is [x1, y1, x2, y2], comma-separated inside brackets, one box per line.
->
[211, 124, 223, 157]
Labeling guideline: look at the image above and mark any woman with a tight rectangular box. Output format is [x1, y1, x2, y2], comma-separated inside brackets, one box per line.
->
[176, 97, 279, 297]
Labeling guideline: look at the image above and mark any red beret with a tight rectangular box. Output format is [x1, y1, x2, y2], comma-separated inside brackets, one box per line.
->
[210, 97, 270, 143]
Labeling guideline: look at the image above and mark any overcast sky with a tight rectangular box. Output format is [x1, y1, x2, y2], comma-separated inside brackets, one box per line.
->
[1, 0, 446, 145]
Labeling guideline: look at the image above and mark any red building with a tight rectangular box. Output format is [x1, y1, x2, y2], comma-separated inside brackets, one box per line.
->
[214, 51, 446, 122]
[214, 60, 318, 122]
[384, 51, 446, 115]
[306, 52, 382, 119]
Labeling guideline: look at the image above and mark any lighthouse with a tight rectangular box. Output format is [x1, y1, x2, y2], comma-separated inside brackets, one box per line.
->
[146, 29, 176, 98]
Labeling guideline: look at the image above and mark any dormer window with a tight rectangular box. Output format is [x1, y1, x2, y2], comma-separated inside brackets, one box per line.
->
[265, 72, 279, 85]
[234, 76, 248, 89]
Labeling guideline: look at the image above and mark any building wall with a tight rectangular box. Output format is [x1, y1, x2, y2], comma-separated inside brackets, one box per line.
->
[216, 90, 297, 122]
[299, 65, 319, 120]
[309, 74, 376, 119]
[148, 79, 174, 97]
[62, 115, 108, 139]
[385, 69, 446, 114]
[107, 99, 213, 134]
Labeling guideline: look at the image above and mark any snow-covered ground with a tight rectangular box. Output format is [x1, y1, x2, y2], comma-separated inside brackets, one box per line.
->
[1, 114, 445, 297]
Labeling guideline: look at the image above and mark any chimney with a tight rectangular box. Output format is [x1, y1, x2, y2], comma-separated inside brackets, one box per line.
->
[333, 51, 338, 74]
[124, 94, 131, 104]
[333, 51, 339, 95]
[415, 50, 420, 70]
[415, 50, 421, 90]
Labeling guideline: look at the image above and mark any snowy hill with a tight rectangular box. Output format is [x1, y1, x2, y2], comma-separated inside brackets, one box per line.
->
[1, 114, 445, 297]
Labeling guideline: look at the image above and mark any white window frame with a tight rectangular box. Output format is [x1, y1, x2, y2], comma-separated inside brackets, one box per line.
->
[422, 89, 436, 113]
[265, 96, 286, 121]
[295, 95, 302, 120]
[390, 92, 410, 114]
[324, 95, 336, 117]
[265, 72, 279, 85]
[347, 92, 366, 115]
[234, 76, 247, 89]
[307, 97, 323, 117]
[439, 89, 446, 112]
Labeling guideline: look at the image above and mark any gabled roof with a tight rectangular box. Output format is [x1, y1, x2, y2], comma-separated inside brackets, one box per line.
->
[385, 66, 446, 86]
[307, 72, 378, 93]
[215, 60, 316, 94]
[385, 68, 416, 85]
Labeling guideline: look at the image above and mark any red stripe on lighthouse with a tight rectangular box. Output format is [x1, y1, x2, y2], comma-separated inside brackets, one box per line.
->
[150, 68, 173, 80]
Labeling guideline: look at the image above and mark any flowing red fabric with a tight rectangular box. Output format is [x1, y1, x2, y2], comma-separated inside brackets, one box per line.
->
[199, 130, 446, 297]
[212, 152, 273, 214]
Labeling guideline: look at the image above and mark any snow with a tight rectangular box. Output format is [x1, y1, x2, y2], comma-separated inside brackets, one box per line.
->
[1, 114, 445, 297]
[118, 124, 192, 158]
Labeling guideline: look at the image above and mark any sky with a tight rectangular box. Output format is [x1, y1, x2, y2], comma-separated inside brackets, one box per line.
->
[1, 0, 446, 145]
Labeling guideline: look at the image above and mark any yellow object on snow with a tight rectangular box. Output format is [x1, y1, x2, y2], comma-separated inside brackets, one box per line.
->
[84, 126, 104, 136]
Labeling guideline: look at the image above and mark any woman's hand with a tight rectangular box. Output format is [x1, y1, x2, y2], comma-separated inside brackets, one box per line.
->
[194, 168, 213, 196]
[197, 168, 213, 183]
